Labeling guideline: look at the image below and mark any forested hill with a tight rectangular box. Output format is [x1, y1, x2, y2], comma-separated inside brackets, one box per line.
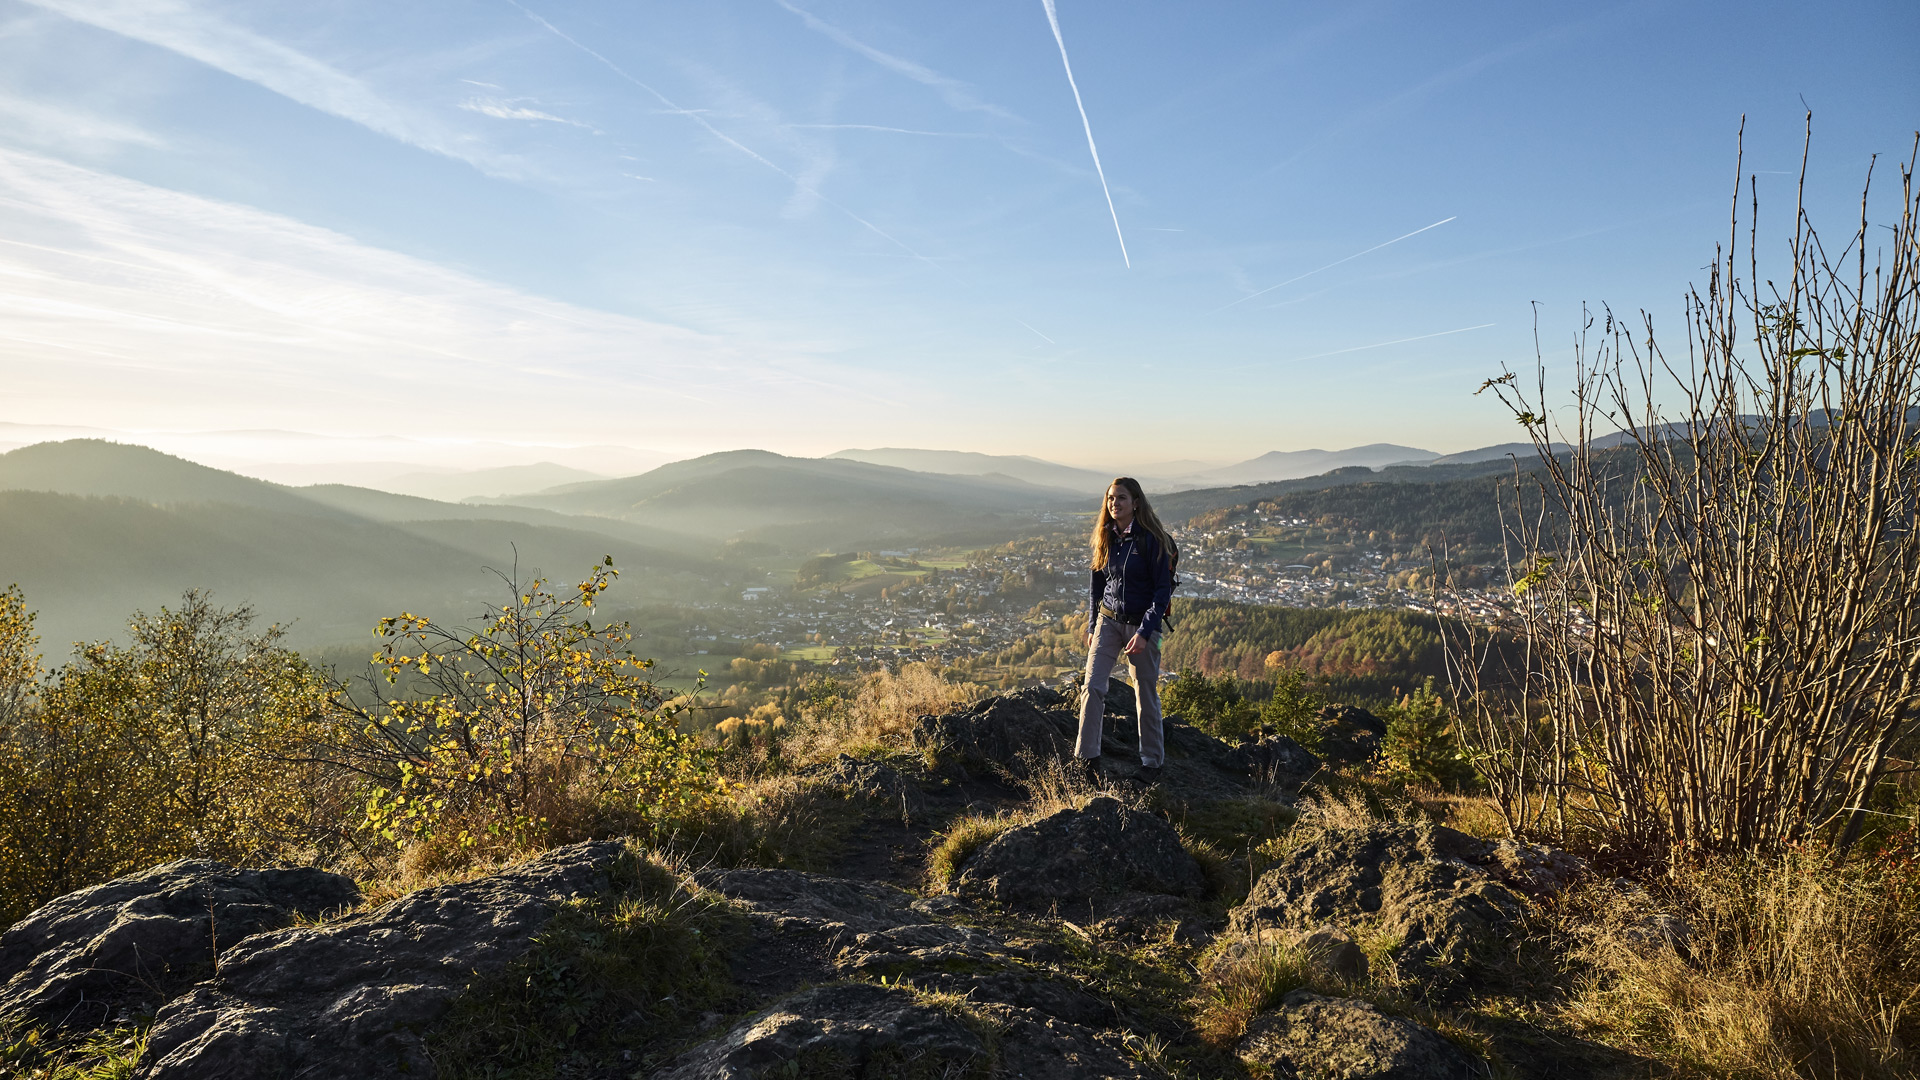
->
[1160, 599, 1453, 700]
[1149, 456, 1521, 522]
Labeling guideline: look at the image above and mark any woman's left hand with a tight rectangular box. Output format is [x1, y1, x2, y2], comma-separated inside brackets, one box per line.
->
[1124, 633, 1146, 656]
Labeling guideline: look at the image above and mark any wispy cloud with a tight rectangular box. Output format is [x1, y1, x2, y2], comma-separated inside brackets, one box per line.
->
[1213, 216, 1456, 314]
[770, 0, 1017, 122]
[22, 0, 517, 174]
[0, 91, 165, 150]
[459, 97, 591, 128]
[0, 147, 882, 444]
[507, 1, 936, 264]
[789, 123, 984, 138]
[1039, 0, 1128, 269]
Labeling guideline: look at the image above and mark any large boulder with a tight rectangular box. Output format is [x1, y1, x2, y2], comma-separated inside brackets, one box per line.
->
[652, 982, 988, 1080]
[0, 860, 359, 1031]
[1228, 824, 1525, 984]
[804, 753, 926, 815]
[1224, 733, 1321, 782]
[135, 840, 629, 1079]
[913, 687, 1076, 769]
[692, 867, 920, 935]
[1315, 704, 1387, 765]
[653, 982, 1160, 1080]
[697, 867, 1115, 1029]
[952, 795, 1205, 910]
[1238, 990, 1481, 1079]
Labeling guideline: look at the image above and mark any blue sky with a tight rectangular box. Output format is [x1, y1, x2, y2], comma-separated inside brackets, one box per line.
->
[0, 0, 1914, 472]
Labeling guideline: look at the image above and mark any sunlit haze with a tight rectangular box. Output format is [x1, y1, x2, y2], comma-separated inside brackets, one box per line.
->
[1, 0, 1914, 476]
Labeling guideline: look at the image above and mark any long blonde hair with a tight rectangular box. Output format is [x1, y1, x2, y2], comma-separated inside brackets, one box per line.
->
[1091, 477, 1178, 573]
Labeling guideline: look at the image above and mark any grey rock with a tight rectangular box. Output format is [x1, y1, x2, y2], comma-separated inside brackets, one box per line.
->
[1164, 720, 1234, 761]
[651, 982, 987, 1079]
[1316, 704, 1387, 765]
[654, 981, 1157, 1080]
[1488, 838, 1588, 897]
[0, 860, 359, 1031]
[1294, 924, 1369, 983]
[990, 1003, 1165, 1079]
[1239, 990, 1481, 1079]
[1229, 824, 1525, 982]
[1092, 893, 1211, 947]
[1225, 734, 1322, 782]
[833, 921, 1112, 1028]
[834, 921, 1006, 975]
[692, 867, 918, 935]
[914, 688, 1076, 770]
[911, 894, 964, 917]
[135, 840, 628, 1080]
[1597, 879, 1693, 956]
[952, 796, 1205, 910]
[806, 753, 926, 815]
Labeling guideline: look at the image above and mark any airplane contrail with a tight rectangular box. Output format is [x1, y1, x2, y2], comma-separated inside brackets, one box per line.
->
[508, 0, 935, 265]
[1040, 0, 1129, 269]
[1212, 215, 1457, 314]
[1016, 319, 1057, 345]
[1286, 322, 1494, 363]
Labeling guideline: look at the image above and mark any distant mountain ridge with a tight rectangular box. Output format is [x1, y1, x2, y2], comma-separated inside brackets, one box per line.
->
[477, 449, 1085, 549]
[1172, 444, 1439, 487]
[0, 441, 723, 649]
[826, 448, 1107, 493]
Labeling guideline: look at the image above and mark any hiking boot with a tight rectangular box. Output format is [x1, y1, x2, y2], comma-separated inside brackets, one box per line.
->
[1079, 757, 1102, 786]
[1136, 765, 1164, 786]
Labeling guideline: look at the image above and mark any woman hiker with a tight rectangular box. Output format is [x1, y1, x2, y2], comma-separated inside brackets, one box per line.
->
[1077, 476, 1178, 784]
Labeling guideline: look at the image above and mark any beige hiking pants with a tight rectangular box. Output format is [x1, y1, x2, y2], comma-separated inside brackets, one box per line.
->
[1076, 615, 1164, 767]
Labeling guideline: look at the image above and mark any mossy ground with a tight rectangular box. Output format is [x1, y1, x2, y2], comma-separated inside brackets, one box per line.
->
[424, 848, 750, 1079]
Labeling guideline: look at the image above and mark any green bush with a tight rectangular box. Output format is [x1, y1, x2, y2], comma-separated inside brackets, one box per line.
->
[1379, 678, 1476, 792]
[0, 590, 331, 925]
[1259, 667, 1324, 750]
[1162, 670, 1259, 742]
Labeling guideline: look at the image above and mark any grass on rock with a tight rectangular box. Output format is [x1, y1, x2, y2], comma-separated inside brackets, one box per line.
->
[425, 847, 747, 1079]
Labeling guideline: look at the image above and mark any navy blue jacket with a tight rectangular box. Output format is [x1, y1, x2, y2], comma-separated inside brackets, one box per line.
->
[1089, 522, 1175, 639]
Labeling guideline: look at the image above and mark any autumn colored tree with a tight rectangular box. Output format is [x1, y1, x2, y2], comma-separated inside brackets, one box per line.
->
[0, 590, 327, 923]
[330, 560, 722, 861]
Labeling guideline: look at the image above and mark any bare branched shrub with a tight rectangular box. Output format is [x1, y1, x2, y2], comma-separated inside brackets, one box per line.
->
[1456, 124, 1920, 857]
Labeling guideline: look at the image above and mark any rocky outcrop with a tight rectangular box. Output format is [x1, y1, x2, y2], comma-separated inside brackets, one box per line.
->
[653, 982, 988, 1080]
[1238, 990, 1481, 1079]
[694, 866, 920, 936]
[913, 687, 1076, 769]
[806, 753, 926, 815]
[1228, 824, 1526, 984]
[654, 981, 1160, 1080]
[135, 840, 629, 1080]
[1224, 733, 1321, 782]
[951, 795, 1205, 910]
[1315, 704, 1387, 765]
[0, 860, 359, 1031]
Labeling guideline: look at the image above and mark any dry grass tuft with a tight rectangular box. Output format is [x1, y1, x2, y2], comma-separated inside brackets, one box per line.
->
[1565, 845, 1920, 1079]
[925, 812, 1020, 893]
[785, 663, 980, 767]
[1006, 750, 1113, 816]
[668, 771, 867, 872]
[1189, 937, 1330, 1045]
